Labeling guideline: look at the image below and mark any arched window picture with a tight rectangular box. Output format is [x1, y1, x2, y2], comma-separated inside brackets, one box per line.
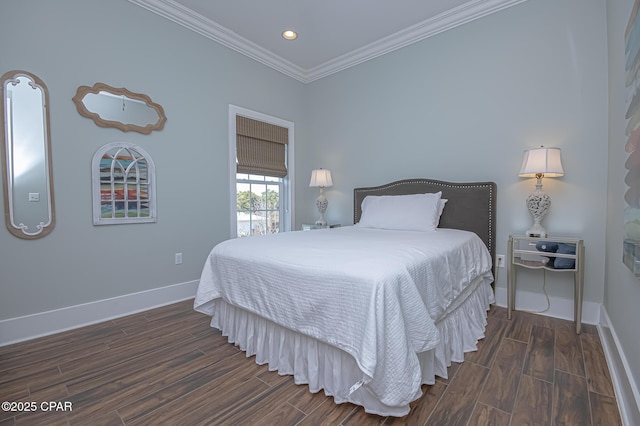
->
[92, 142, 156, 225]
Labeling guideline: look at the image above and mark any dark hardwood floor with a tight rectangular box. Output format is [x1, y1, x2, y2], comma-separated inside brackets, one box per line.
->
[0, 300, 621, 425]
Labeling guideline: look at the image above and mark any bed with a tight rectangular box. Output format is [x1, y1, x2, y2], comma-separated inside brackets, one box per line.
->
[194, 178, 497, 417]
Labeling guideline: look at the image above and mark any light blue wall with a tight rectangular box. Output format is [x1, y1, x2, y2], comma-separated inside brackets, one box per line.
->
[607, 0, 640, 397]
[0, 0, 306, 319]
[2, 0, 633, 406]
[303, 0, 608, 305]
[0, 0, 616, 349]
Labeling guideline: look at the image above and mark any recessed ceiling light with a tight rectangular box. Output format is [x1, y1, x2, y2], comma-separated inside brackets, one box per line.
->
[282, 30, 297, 40]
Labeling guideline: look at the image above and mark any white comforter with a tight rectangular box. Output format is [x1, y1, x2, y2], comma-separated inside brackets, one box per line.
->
[194, 226, 493, 408]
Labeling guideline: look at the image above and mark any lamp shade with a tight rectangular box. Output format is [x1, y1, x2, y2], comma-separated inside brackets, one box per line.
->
[518, 147, 564, 177]
[309, 169, 333, 187]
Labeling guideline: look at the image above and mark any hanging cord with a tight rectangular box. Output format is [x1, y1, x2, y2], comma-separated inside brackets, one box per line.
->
[516, 268, 551, 314]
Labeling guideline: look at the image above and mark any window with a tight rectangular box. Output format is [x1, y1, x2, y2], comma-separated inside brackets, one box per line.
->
[229, 105, 294, 238]
[236, 174, 282, 237]
[92, 142, 156, 225]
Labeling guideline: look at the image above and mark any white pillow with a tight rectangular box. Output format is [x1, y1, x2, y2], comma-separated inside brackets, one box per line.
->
[438, 199, 448, 219]
[358, 192, 442, 231]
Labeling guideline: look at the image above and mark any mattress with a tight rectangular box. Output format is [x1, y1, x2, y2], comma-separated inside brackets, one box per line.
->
[194, 226, 494, 415]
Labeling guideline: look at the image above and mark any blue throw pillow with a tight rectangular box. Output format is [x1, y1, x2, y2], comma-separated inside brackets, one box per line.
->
[535, 241, 559, 252]
[554, 243, 576, 269]
[535, 241, 558, 267]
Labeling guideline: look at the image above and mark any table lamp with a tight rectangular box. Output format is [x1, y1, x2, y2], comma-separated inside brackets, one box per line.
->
[309, 169, 333, 226]
[518, 146, 564, 237]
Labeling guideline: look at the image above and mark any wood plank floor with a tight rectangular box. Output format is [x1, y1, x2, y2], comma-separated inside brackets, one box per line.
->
[0, 300, 622, 425]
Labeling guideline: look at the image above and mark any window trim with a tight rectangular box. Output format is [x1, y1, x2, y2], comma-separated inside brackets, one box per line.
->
[228, 105, 294, 238]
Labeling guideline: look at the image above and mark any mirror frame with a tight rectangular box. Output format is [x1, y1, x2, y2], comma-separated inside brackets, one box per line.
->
[1, 70, 56, 239]
[72, 82, 166, 134]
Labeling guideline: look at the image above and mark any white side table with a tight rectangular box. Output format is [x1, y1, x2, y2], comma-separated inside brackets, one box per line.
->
[507, 235, 585, 334]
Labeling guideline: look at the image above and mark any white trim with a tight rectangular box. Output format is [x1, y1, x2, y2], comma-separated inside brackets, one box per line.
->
[228, 105, 295, 239]
[128, 0, 306, 81]
[494, 286, 601, 324]
[228, 107, 238, 238]
[599, 307, 640, 426]
[0, 280, 198, 347]
[305, 0, 529, 82]
[128, 0, 528, 83]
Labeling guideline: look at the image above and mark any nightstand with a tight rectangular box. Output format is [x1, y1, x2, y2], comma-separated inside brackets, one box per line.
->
[301, 224, 340, 231]
[507, 235, 585, 334]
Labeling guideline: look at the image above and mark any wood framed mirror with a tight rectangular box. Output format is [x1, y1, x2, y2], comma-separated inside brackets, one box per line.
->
[1, 70, 55, 239]
[72, 83, 166, 134]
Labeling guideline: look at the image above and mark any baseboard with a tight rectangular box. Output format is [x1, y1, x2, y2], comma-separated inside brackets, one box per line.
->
[599, 307, 640, 426]
[494, 286, 600, 324]
[0, 280, 199, 347]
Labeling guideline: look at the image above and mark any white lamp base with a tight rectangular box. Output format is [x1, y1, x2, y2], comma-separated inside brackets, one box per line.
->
[526, 223, 548, 238]
[315, 191, 328, 226]
[525, 179, 550, 238]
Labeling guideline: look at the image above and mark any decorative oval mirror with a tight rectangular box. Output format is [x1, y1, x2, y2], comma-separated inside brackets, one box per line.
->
[1, 70, 55, 239]
[72, 83, 166, 134]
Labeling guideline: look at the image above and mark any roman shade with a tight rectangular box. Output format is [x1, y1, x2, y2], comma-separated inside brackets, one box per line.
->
[236, 116, 288, 178]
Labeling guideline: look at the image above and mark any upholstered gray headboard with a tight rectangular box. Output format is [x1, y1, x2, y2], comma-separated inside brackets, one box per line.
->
[354, 179, 497, 281]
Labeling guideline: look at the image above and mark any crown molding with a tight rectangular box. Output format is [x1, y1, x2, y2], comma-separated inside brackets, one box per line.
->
[128, 0, 307, 81]
[129, 0, 527, 84]
[305, 0, 528, 82]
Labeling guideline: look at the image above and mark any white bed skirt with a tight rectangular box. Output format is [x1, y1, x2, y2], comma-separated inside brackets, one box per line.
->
[207, 279, 494, 417]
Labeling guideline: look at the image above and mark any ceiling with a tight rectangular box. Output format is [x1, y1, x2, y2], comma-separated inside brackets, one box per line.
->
[129, 0, 527, 83]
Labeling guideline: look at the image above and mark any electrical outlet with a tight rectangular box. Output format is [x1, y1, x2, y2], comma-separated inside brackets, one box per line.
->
[175, 252, 183, 265]
[496, 254, 506, 268]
